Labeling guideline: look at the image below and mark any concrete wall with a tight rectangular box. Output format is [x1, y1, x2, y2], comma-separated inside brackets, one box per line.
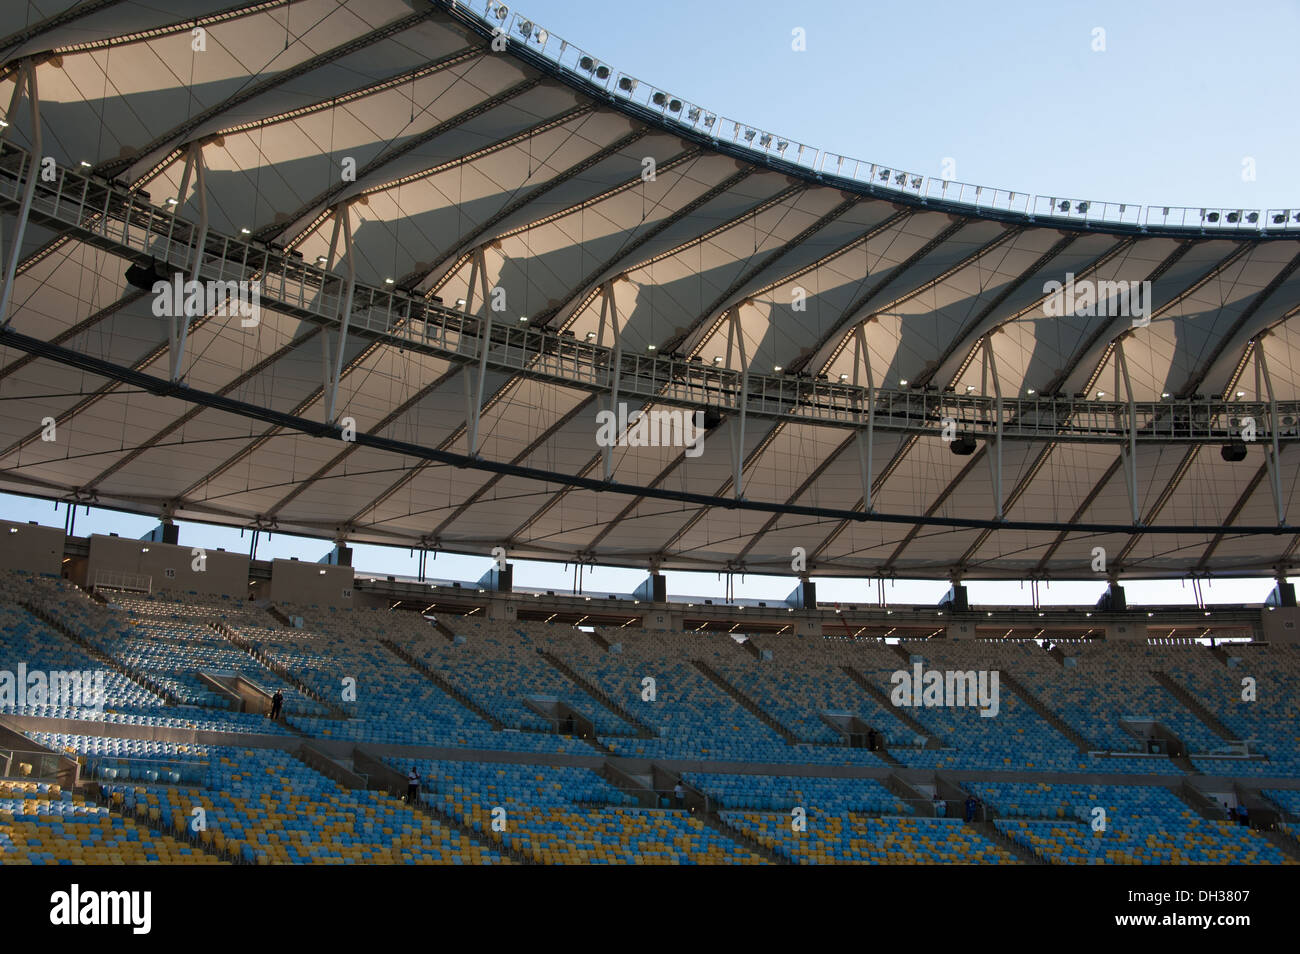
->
[268, 558, 353, 608]
[86, 534, 248, 598]
[1260, 607, 1300, 644]
[0, 520, 65, 577]
[947, 620, 977, 640]
[1106, 620, 1143, 641]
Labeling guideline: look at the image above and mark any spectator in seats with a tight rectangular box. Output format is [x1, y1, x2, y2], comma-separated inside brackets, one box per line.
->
[674, 780, 686, 810]
[269, 689, 284, 721]
[933, 793, 946, 817]
[964, 794, 977, 822]
[407, 766, 421, 805]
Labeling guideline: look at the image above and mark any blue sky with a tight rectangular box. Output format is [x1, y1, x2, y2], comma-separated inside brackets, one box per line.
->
[516, 0, 1300, 212]
[1, 1, 1294, 606]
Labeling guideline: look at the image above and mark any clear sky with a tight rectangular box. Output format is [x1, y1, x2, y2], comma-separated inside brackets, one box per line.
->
[511, 0, 1300, 213]
[1, 1, 1294, 606]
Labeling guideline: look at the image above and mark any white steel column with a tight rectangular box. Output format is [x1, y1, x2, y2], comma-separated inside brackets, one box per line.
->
[0, 60, 41, 328]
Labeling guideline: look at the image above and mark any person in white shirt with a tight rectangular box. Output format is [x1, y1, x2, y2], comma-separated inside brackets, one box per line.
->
[407, 767, 421, 804]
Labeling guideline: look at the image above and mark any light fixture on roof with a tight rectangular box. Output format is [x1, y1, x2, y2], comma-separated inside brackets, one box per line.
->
[0, 120, 8, 128]
[518, 316, 528, 323]
[240, 227, 251, 235]
[141, 547, 149, 552]
[839, 373, 849, 382]
[384, 278, 395, 285]
[79, 160, 92, 168]
[319, 569, 327, 575]
[1161, 392, 1171, 399]
[586, 332, 596, 341]
[316, 256, 327, 266]
[965, 385, 975, 393]
[456, 299, 466, 307]
[713, 356, 723, 365]
[647, 344, 656, 352]
[1236, 390, 1245, 398]
[1026, 388, 1036, 395]
[166, 197, 178, 206]
[773, 365, 783, 372]
[899, 379, 909, 387]
[1096, 390, 1106, 398]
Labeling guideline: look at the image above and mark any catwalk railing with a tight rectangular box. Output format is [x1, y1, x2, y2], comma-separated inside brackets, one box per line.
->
[0, 141, 1295, 447]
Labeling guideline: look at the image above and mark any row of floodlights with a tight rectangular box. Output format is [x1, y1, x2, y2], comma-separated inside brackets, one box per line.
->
[475, 5, 1300, 230]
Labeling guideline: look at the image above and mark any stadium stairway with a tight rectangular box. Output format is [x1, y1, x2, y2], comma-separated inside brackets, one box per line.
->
[839, 665, 946, 747]
[998, 670, 1095, 753]
[1149, 671, 1240, 742]
[699, 809, 791, 865]
[971, 819, 1045, 864]
[88, 782, 233, 864]
[536, 648, 656, 738]
[209, 621, 349, 720]
[20, 600, 181, 706]
[378, 638, 505, 731]
[691, 660, 801, 744]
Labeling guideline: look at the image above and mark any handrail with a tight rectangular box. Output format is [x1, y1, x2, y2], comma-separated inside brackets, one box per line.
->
[0, 140, 1291, 447]
[445, 0, 1299, 237]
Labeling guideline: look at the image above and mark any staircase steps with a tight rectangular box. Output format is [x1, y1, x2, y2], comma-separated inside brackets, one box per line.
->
[1260, 827, 1300, 863]
[691, 659, 800, 744]
[972, 819, 1044, 865]
[999, 669, 1094, 752]
[211, 621, 351, 719]
[538, 648, 655, 738]
[418, 797, 534, 865]
[840, 665, 943, 746]
[93, 787, 234, 864]
[698, 810, 791, 865]
[266, 604, 295, 629]
[21, 600, 179, 705]
[379, 638, 503, 730]
[1150, 670, 1238, 741]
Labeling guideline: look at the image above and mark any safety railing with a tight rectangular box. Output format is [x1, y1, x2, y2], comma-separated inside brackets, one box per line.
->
[2, 140, 1297, 445]
[447, 0, 1299, 234]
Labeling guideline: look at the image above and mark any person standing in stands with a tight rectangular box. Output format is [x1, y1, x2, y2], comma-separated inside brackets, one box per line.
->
[269, 689, 284, 721]
[1236, 803, 1249, 827]
[867, 728, 878, 751]
[407, 766, 421, 805]
[674, 780, 686, 810]
[964, 794, 977, 822]
[933, 792, 946, 817]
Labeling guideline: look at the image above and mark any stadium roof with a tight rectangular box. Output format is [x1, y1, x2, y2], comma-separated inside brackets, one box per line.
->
[0, 0, 1298, 580]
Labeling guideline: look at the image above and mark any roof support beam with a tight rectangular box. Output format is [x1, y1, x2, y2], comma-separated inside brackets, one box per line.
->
[982, 336, 1004, 519]
[0, 59, 40, 329]
[1256, 343, 1285, 525]
[1114, 337, 1140, 524]
[168, 142, 208, 382]
[853, 323, 875, 513]
[600, 283, 622, 482]
[465, 246, 494, 457]
[323, 206, 357, 425]
[728, 308, 750, 498]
